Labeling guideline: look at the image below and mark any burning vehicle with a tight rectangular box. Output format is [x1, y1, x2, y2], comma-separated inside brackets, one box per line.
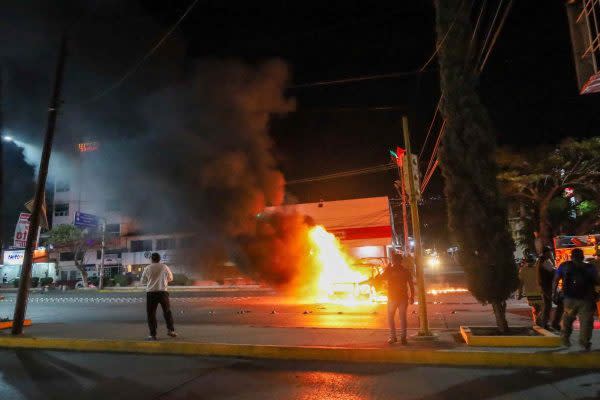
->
[308, 226, 388, 303]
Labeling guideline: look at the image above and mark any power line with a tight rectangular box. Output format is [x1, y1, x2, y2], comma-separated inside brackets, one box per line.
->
[77, 0, 200, 105]
[289, 70, 421, 89]
[418, 96, 442, 159]
[420, 0, 513, 194]
[290, 0, 467, 90]
[286, 163, 396, 185]
[478, 0, 513, 73]
[418, 0, 469, 73]
[475, 0, 504, 71]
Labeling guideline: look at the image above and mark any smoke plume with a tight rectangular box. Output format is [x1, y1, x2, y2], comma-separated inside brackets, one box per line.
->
[2, 0, 323, 287]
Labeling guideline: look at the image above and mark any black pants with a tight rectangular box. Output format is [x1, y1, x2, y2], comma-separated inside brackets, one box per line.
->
[146, 291, 175, 336]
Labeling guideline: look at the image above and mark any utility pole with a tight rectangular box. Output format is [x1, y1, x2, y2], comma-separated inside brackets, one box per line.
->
[98, 219, 106, 290]
[0, 69, 4, 250]
[402, 115, 431, 337]
[12, 35, 67, 335]
[398, 160, 409, 252]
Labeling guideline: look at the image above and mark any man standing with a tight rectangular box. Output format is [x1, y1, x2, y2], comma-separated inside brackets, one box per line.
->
[518, 250, 543, 326]
[382, 252, 415, 345]
[537, 246, 562, 330]
[553, 248, 598, 351]
[141, 252, 177, 340]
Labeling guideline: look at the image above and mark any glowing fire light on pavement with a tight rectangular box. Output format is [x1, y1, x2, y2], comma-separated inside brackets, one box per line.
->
[426, 287, 468, 295]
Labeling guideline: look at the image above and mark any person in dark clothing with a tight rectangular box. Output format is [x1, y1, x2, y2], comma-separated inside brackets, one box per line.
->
[380, 252, 415, 345]
[553, 248, 599, 351]
[537, 246, 562, 330]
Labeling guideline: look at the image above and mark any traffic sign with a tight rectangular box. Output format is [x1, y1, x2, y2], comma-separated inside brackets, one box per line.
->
[74, 211, 100, 229]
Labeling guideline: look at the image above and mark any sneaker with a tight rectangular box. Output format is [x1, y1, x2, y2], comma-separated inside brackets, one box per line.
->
[167, 331, 178, 338]
[400, 337, 408, 346]
[146, 335, 157, 341]
[561, 336, 571, 348]
[387, 337, 397, 345]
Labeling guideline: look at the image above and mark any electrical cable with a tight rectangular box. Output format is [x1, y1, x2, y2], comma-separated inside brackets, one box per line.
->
[286, 163, 396, 185]
[77, 0, 200, 105]
[290, 0, 467, 90]
[478, 0, 513, 73]
[420, 0, 513, 194]
[418, 96, 442, 159]
[475, 0, 504, 71]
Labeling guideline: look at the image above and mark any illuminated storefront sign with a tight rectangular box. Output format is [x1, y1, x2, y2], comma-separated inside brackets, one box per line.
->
[78, 142, 99, 153]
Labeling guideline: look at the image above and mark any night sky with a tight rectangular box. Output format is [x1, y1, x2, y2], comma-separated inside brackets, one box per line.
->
[3, 1, 599, 248]
[140, 1, 600, 203]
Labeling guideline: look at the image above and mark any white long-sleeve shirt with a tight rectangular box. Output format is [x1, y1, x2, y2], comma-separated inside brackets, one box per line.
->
[141, 263, 173, 292]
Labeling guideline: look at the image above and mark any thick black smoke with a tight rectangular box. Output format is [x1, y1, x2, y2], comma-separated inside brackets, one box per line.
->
[89, 59, 296, 271]
[2, 1, 305, 280]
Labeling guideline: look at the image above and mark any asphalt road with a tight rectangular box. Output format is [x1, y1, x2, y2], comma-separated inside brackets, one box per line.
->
[0, 290, 532, 330]
[1, 349, 599, 400]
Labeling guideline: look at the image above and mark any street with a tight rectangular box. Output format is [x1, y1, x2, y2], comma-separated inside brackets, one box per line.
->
[1, 349, 599, 400]
[4, 289, 599, 399]
[0, 289, 533, 332]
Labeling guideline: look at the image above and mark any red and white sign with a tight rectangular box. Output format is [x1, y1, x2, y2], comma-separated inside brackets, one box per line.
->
[13, 212, 31, 248]
[330, 226, 392, 241]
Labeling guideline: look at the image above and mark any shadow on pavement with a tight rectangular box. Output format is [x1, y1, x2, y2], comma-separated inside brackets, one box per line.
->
[415, 368, 597, 400]
[4, 350, 158, 400]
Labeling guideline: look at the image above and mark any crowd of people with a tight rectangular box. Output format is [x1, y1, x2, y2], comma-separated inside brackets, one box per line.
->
[519, 246, 600, 351]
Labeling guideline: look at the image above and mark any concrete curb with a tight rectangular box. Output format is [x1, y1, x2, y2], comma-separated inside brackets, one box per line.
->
[0, 336, 598, 368]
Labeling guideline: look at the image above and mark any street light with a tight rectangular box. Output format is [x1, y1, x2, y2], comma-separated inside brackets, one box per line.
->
[2, 135, 13, 142]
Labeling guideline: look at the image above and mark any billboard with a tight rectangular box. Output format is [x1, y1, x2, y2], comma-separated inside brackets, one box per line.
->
[13, 212, 31, 248]
[3, 249, 49, 265]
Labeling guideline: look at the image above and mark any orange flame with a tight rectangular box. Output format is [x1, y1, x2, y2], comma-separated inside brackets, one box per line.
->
[307, 225, 379, 303]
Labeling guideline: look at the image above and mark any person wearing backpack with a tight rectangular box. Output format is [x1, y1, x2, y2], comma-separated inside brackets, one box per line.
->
[537, 246, 562, 330]
[552, 248, 599, 351]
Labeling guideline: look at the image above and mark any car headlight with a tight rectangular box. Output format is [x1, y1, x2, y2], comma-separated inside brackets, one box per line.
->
[427, 257, 440, 267]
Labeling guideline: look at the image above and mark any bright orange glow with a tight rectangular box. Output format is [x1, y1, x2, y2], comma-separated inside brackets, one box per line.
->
[307, 225, 383, 304]
[427, 287, 468, 295]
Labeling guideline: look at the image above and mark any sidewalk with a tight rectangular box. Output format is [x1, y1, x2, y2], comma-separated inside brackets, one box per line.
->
[1, 321, 599, 369]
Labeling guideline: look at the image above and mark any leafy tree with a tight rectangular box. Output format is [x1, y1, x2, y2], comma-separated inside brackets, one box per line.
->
[434, 0, 519, 332]
[49, 224, 97, 286]
[497, 138, 600, 247]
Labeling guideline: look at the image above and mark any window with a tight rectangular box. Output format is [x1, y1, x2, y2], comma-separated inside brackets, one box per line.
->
[56, 181, 70, 192]
[130, 240, 152, 252]
[59, 252, 74, 261]
[105, 199, 121, 212]
[54, 203, 69, 217]
[179, 236, 194, 248]
[156, 238, 177, 250]
[105, 224, 120, 235]
[97, 249, 122, 259]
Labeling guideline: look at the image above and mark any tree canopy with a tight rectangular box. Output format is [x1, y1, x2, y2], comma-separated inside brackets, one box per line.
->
[498, 137, 600, 248]
[48, 224, 96, 285]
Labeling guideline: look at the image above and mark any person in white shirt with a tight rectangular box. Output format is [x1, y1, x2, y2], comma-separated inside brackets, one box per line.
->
[141, 252, 177, 340]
